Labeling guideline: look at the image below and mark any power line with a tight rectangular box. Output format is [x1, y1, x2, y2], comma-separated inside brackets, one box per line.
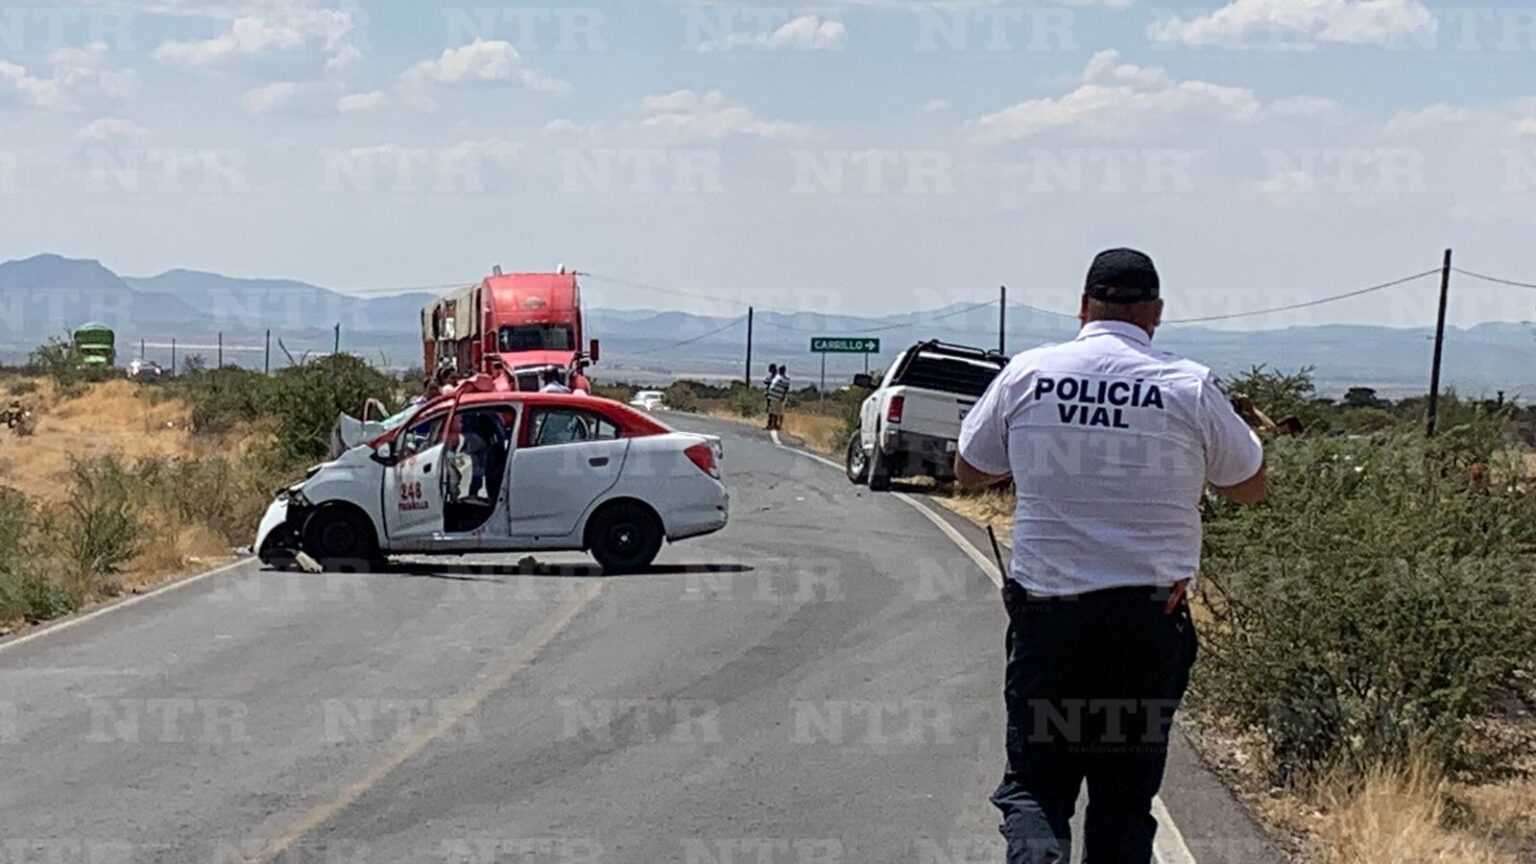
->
[580, 272, 749, 309]
[631, 315, 748, 355]
[1451, 267, 1536, 291]
[756, 299, 1001, 334]
[1166, 269, 1441, 324]
[1007, 268, 1443, 325]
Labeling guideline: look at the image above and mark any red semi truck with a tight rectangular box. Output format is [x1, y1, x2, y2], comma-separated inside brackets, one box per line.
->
[422, 267, 599, 391]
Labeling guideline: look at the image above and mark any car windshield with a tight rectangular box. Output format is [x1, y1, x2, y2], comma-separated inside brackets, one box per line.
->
[498, 324, 574, 352]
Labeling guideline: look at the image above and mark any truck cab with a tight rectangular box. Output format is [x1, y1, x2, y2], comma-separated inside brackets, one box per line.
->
[422, 269, 599, 390]
[846, 341, 1008, 491]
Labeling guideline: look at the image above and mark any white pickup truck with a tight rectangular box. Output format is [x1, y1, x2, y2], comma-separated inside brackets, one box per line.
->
[845, 341, 1009, 491]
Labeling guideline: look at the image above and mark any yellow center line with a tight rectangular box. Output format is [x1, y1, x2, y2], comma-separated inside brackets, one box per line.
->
[246, 581, 605, 863]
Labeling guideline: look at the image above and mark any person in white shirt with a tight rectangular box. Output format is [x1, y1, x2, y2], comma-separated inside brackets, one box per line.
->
[766, 365, 791, 431]
[539, 368, 572, 395]
[956, 248, 1266, 864]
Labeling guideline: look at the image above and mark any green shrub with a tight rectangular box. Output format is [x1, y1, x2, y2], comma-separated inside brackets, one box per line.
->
[664, 382, 700, 413]
[267, 355, 398, 462]
[728, 384, 763, 418]
[7, 379, 38, 397]
[1194, 421, 1536, 783]
[133, 450, 293, 545]
[58, 456, 142, 590]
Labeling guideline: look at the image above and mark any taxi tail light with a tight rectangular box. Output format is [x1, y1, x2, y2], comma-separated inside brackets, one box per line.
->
[685, 443, 720, 479]
[887, 395, 905, 424]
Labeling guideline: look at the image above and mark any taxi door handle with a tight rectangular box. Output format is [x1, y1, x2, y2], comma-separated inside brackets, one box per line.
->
[423, 464, 432, 474]
[588, 457, 610, 467]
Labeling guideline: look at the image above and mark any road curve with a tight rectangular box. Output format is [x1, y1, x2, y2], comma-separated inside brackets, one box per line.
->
[0, 415, 1282, 864]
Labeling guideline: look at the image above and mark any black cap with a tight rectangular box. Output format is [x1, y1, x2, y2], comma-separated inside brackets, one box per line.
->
[1085, 248, 1160, 304]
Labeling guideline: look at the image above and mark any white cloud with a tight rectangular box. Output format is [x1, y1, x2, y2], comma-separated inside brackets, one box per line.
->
[337, 90, 389, 113]
[398, 40, 569, 104]
[1267, 96, 1346, 119]
[151, 3, 360, 70]
[970, 50, 1260, 141]
[920, 99, 951, 114]
[1513, 118, 1536, 138]
[1149, 0, 1437, 49]
[1384, 103, 1469, 134]
[243, 81, 299, 114]
[639, 89, 809, 141]
[77, 117, 148, 141]
[697, 14, 849, 51]
[542, 118, 590, 136]
[0, 44, 137, 111]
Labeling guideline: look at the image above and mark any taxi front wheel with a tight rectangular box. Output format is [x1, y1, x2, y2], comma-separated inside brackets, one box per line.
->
[302, 506, 383, 573]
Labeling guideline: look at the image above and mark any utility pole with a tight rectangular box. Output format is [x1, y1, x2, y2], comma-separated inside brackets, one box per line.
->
[264, 329, 271, 375]
[333, 323, 341, 356]
[819, 351, 827, 413]
[999, 285, 1007, 354]
[170, 338, 176, 377]
[745, 306, 754, 386]
[217, 332, 223, 369]
[1427, 248, 1453, 437]
[140, 338, 145, 361]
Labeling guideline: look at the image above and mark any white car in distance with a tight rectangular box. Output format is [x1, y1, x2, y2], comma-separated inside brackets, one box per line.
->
[630, 390, 667, 412]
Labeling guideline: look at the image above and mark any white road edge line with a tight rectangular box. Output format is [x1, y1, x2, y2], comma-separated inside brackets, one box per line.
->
[769, 429, 1198, 864]
[0, 557, 253, 654]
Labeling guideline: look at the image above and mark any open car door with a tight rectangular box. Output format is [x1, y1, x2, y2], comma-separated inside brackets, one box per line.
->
[383, 409, 450, 547]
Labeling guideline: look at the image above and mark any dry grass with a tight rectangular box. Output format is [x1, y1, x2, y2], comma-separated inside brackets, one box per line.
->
[0, 378, 246, 594]
[1310, 760, 1531, 864]
[780, 412, 847, 455]
[0, 379, 196, 503]
[931, 485, 1014, 537]
[702, 408, 847, 455]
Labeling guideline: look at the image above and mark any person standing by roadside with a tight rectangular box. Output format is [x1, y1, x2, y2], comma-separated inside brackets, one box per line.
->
[956, 248, 1267, 863]
[762, 364, 780, 429]
[767, 364, 791, 432]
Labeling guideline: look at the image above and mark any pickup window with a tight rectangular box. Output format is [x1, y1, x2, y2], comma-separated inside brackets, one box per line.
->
[890, 353, 1005, 398]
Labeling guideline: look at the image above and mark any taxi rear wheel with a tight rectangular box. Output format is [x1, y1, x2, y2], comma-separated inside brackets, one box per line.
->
[302, 506, 382, 573]
[588, 502, 663, 574]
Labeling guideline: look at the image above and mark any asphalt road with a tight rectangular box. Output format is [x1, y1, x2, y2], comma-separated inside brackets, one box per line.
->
[0, 415, 1284, 864]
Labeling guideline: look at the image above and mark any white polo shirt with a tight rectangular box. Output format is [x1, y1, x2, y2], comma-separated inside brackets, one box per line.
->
[959, 320, 1264, 596]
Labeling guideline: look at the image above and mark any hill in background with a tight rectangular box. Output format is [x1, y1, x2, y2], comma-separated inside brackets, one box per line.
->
[2, 253, 1531, 398]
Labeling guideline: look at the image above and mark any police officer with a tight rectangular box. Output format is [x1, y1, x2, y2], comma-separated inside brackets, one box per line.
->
[956, 248, 1267, 863]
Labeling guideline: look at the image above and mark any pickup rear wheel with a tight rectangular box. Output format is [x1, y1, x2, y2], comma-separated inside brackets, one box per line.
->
[302, 506, 382, 573]
[588, 502, 663, 574]
[845, 434, 869, 485]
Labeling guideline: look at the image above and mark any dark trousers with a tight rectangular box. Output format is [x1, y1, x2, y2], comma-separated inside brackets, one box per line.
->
[992, 581, 1197, 864]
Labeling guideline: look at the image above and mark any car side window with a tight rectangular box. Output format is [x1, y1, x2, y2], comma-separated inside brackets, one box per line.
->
[399, 415, 445, 457]
[528, 409, 620, 448]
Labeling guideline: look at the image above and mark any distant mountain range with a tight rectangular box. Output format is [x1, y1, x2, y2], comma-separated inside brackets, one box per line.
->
[2, 253, 1532, 398]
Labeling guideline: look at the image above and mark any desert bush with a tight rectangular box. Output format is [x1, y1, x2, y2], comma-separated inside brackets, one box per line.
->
[664, 381, 700, 413]
[728, 384, 763, 418]
[1, 488, 82, 623]
[266, 354, 398, 462]
[1194, 419, 1536, 784]
[7, 379, 38, 397]
[56, 456, 142, 592]
[589, 382, 633, 403]
[132, 450, 292, 546]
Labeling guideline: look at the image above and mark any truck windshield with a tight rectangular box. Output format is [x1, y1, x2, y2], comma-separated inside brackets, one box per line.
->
[892, 354, 1005, 398]
[499, 325, 575, 352]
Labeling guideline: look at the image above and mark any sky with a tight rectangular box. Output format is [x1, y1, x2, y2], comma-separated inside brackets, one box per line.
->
[2, 0, 1536, 330]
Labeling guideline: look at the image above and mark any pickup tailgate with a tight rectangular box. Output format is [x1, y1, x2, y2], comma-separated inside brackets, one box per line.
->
[888, 386, 977, 441]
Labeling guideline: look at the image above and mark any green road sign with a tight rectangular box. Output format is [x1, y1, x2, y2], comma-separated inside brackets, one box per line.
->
[810, 337, 880, 354]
